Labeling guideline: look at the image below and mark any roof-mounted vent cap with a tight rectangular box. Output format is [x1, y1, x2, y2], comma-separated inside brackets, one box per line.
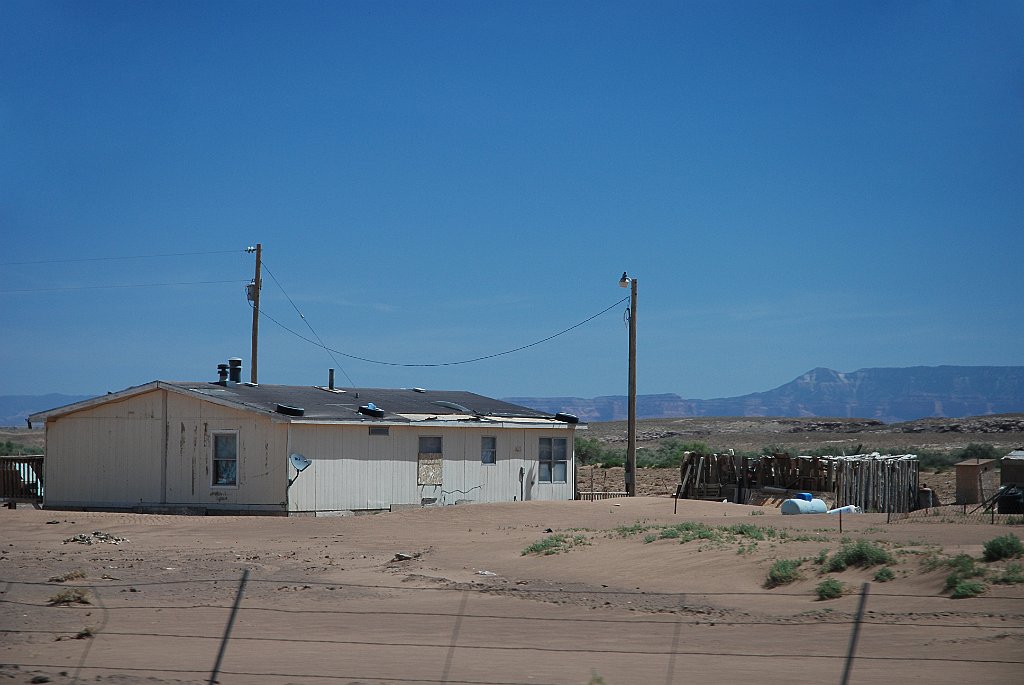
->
[276, 404, 305, 417]
[228, 357, 243, 383]
[359, 404, 384, 418]
[412, 387, 426, 393]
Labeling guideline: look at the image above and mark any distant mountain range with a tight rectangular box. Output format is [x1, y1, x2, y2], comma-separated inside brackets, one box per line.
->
[504, 366, 1024, 424]
[3, 366, 1023, 426]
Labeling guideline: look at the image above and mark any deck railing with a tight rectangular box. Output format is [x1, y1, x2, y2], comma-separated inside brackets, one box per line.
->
[0, 455, 44, 504]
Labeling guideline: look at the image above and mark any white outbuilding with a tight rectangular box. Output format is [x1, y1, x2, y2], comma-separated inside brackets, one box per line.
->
[29, 364, 580, 514]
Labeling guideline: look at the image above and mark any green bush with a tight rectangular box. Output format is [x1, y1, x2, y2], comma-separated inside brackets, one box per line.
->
[636, 440, 711, 469]
[765, 559, 802, 588]
[992, 563, 1024, 585]
[815, 578, 844, 600]
[521, 534, 587, 556]
[950, 580, 985, 599]
[873, 567, 896, 582]
[0, 440, 34, 456]
[982, 534, 1024, 562]
[824, 540, 895, 572]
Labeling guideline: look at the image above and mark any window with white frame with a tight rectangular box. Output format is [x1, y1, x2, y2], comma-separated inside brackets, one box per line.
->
[481, 436, 497, 465]
[539, 437, 567, 482]
[211, 432, 238, 487]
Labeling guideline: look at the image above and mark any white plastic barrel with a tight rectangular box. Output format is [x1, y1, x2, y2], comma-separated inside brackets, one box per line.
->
[780, 498, 828, 515]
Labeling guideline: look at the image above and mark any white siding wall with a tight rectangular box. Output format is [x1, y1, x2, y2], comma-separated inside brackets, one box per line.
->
[44, 388, 288, 511]
[45, 392, 164, 506]
[286, 423, 575, 512]
[164, 393, 287, 509]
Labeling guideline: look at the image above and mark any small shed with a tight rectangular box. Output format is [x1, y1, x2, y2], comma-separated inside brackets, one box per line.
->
[1001, 450, 1024, 486]
[954, 458, 998, 505]
[29, 366, 582, 515]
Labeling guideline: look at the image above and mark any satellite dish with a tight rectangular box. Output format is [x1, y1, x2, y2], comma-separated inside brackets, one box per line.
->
[289, 453, 311, 472]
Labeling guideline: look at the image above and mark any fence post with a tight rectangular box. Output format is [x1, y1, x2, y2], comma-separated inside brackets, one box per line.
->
[840, 582, 869, 685]
[208, 568, 250, 685]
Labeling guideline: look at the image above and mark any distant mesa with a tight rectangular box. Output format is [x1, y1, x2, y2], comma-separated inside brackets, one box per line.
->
[4, 366, 1024, 427]
[504, 366, 1024, 424]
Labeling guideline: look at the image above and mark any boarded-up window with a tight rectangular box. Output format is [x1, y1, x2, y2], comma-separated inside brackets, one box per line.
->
[418, 436, 442, 485]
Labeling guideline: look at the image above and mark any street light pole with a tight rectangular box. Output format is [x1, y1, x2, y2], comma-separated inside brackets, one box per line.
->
[619, 272, 638, 496]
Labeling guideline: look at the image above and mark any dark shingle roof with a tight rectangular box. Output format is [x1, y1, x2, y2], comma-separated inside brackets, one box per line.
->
[30, 381, 580, 426]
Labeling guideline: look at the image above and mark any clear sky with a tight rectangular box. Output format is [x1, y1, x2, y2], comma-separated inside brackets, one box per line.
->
[2, 0, 1022, 401]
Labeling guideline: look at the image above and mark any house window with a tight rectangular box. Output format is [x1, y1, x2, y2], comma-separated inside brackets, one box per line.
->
[418, 436, 442, 485]
[369, 427, 389, 436]
[539, 437, 567, 483]
[212, 432, 238, 487]
[481, 436, 496, 465]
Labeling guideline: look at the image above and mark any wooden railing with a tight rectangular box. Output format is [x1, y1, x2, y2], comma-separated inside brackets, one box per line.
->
[0, 455, 44, 505]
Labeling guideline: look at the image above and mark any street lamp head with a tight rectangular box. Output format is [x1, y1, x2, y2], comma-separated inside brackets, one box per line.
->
[619, 272, 630, 288]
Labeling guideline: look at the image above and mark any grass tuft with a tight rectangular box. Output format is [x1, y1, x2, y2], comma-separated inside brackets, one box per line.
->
[765, 559, 801, 588]
[48, 588, 91, 606]
[823, 539, 895, 572]
[815, 578, 844, 600]
[982, 534, 1023, 562]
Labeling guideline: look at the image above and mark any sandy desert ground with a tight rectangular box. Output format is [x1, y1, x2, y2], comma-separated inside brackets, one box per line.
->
[2, 498, 1023, 685]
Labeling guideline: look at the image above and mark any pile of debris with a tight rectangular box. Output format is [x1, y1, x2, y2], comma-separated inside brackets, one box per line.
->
[62, 531, 129, 545]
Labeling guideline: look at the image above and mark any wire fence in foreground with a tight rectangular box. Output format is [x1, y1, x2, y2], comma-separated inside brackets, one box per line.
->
[3, 574, 1023, 685]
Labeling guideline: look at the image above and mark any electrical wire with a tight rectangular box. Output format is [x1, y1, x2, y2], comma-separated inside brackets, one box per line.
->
[258, 260, 355, 385]
[0, 249, 244, 267]
[254, 294, 630, 368]
[0, 279, 248, 294]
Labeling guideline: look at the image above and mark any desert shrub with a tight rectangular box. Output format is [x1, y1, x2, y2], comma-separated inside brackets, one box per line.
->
[765, 559, 802, 588]
[49, 570, 86, 583]
[0, 440, 35, 456]
[637, 440, 711, 469]
[574, 437, 605, 466]
[48, 588, 91, 606]
[992, 563, 1024, 585]
[824, 540, 895, 572]
[724, 523, 778, 540]
[643, 533, 658, 544]
[982, 534, 1023, 562]
[815, 549, 829, 565]
[950, 580, 985, 599]
[873, 567, 896, 582]
[522, 534, 584, 556]
[815, 578, 844, 600]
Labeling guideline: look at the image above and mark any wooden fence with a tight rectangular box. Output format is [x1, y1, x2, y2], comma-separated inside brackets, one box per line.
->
[0, 454, 44, 505]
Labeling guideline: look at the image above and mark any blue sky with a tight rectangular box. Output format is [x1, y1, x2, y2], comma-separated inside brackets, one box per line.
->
[2, 0, 1022, 401]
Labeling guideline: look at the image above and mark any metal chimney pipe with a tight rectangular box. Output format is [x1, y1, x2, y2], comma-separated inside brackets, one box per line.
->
[329, 368, 335, 390]
[228, 358, 242, 384]
[217, 364, 229, 385]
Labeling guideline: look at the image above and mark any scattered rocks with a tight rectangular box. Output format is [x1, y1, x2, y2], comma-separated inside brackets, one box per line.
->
[62, 531, 129, 545]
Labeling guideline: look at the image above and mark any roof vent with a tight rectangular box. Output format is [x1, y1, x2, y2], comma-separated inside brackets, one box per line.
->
[276, 404, 305, 417]
[216, 364, 229, 385]
[359, 403, 384, 418]
[412, 387, 426, 393]
[228, 358, 242, 384]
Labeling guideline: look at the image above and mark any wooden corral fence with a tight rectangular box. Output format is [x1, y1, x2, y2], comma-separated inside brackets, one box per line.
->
[833, 454, 919, 513]
[676, 451, 920, 513]
[0, 455, 44, 507]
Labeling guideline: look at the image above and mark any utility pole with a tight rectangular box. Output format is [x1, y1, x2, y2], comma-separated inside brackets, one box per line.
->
[619, 272, 638, 496]
[248, 243, 262, 384]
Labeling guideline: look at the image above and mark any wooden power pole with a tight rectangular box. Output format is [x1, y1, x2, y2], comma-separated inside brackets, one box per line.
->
[249, 243, 262, 384]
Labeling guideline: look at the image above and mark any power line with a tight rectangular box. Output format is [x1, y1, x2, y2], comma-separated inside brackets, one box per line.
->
[0, 248, 244, 267]
[259, 260, 354, 385]
[256, 294, 630, 368]
[0, 279, 248, 294]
